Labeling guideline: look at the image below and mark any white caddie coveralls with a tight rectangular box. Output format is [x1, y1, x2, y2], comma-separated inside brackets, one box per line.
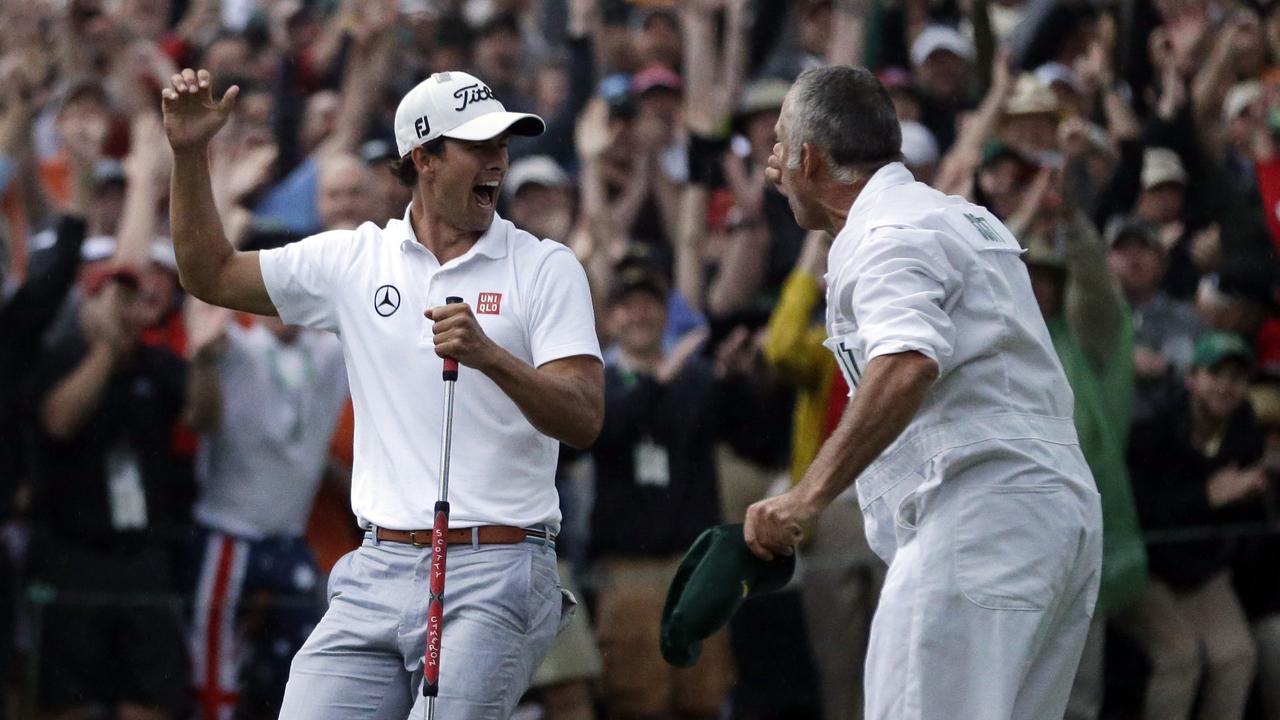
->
[823, 162, 1103, 720]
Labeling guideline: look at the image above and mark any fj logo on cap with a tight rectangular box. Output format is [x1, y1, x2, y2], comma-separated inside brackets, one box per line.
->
[477, 292, 502, 314]
[414, 115, 431, 139]
[453, 83, 496, 112]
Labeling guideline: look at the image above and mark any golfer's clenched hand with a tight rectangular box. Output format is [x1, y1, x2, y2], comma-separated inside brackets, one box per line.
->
[426, 302, 498, 369]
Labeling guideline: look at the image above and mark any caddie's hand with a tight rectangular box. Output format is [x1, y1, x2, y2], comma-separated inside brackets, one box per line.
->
[765, 142, 785, 195]
[744, 489, 813, 561]
[161, 68, 239, 152]
[426, 302, 498, 370]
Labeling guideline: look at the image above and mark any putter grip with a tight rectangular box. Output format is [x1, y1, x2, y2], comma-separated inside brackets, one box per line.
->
[442, 296, 463, 381]
[422, 500, 450, 697]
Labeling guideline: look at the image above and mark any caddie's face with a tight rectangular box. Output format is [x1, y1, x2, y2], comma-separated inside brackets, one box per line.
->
[774, 94, 822, 232]
[423, 135, 509, 232]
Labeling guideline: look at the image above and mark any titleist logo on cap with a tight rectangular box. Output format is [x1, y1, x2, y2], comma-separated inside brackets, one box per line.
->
[453, 83, 495, 112]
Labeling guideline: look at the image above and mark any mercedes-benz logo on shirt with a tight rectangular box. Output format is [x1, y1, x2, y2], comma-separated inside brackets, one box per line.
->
[374, 285, 401, 317]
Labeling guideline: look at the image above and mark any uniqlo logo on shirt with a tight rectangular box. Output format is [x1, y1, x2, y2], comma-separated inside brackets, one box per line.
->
[476, 293, 502, 314]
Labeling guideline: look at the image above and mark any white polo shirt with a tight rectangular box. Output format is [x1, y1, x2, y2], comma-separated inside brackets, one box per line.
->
[258, 208, 602, 532]
[824, 162, 1083, 498]
[194, 323, 349, 539]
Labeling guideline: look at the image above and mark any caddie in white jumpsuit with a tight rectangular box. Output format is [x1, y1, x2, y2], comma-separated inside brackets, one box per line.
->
[744, 67, 1102, 720]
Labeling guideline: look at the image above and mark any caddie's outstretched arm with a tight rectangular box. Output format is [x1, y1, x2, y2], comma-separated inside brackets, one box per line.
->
[163, 67, 277, 316]
[745, 350, 937, 560]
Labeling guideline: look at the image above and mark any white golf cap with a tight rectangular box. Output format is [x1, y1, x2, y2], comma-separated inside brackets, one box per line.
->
[1141, 147, 1188, 190]
[1034, 62, 1084, 96]
[899, 120, 939, 167]
[1223, 80, 1263, 123]
[910, 25, 975, 67]
[393, 71, 545, 158]
[505, 155, 571, 198]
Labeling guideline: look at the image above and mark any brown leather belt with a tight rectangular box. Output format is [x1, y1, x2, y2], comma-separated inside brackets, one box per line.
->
[374, 525, 556, 547]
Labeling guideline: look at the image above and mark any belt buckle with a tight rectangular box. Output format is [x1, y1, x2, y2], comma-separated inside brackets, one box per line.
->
[408, 530, 428, 547]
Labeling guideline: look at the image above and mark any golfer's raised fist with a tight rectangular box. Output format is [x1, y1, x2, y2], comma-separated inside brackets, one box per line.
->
[161, 68, 239, 152]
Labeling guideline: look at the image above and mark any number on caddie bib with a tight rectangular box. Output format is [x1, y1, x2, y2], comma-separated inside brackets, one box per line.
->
[964, 212, 1003, 244]
[834, 340, 863, 390]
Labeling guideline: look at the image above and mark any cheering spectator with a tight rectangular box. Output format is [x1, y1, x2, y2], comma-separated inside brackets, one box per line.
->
[183, 295, 348, 720]
[1017, 155, 1148, 719]
[26, 269, 192, 720]
[503, 154, 576, 243]
[1119, 332, 1266, 720]
[589, 267, 729, 720]
[761, 229, 883, 720]
[910, 25, 977, 152]
[1108, 216, 1207, 420]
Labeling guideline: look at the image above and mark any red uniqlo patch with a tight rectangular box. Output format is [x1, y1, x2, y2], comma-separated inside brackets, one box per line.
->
[476, 292, 502, 314]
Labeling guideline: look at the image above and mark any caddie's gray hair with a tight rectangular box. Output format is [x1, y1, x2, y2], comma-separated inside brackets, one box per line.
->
[785, 66, 904, 184]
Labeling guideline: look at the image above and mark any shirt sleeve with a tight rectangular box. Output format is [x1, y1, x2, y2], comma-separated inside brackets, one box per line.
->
[836, 227, 960, 374]
[257, 230, 355, 333]
[526, 244, 603, 367]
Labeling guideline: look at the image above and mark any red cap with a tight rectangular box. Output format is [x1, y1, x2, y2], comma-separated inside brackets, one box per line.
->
[631, 64, 683, 96]
[80, 263, 141, 296]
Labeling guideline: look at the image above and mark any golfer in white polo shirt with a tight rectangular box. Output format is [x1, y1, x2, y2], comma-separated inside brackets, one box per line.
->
[162, 67, 604, 719]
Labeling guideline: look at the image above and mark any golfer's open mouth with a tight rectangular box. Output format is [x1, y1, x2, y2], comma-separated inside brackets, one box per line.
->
[472, 182, 498, 208]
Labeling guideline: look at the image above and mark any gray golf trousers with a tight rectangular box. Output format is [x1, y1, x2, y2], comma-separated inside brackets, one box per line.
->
[278, 532, 564, 719]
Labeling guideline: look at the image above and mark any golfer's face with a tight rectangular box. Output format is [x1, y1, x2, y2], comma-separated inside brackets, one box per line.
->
[429, 136, 509, 232]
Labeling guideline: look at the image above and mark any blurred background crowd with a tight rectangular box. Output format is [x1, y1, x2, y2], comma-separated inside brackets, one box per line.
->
[2, 0, 1280, 719]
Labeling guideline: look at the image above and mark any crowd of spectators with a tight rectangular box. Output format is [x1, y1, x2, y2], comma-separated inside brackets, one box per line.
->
[2, 0, 1280, 719]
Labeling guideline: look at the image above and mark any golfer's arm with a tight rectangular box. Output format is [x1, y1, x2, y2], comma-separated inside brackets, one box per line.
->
[170, 147, 277, 315]
[479, 351, 604, 450]
[794, 351, 937, 509]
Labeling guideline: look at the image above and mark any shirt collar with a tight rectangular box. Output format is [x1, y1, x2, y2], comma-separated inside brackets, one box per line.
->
[394, 203, 509, 262]
[847, 162, 915, 220]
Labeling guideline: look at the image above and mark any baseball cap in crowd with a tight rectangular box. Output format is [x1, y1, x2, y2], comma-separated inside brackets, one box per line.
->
[608, 263, 669, 306]
[1223, 81, 1263, 123]
[900, 120, 940, 168]
[1005, 75, 1058, 116]
[1105, 216, 1161, 251]
[80, 263, 141, 296]
[1141, 147, 1188, 190]
[631, 64, 682, 97]
[910, 25, 975, 67]
[597, 73, 638, 120]
[81, 235, 178, 271]
[735, 79, 790, 121]
[661, 524, 796, 667]
[504, 155, 570, 199]
[53, 76, 110, 117]
[393, 71, 545, 158]
[981, 138, 1035, 169]
[358, 138, 397, 165]
[1034, 62, 1085, 96]
[92, 159, 127, 189]
[1192, 331, 1254, 369]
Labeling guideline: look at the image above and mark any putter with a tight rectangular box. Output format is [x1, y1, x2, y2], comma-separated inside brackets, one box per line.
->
[424, 296, 462, 720]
